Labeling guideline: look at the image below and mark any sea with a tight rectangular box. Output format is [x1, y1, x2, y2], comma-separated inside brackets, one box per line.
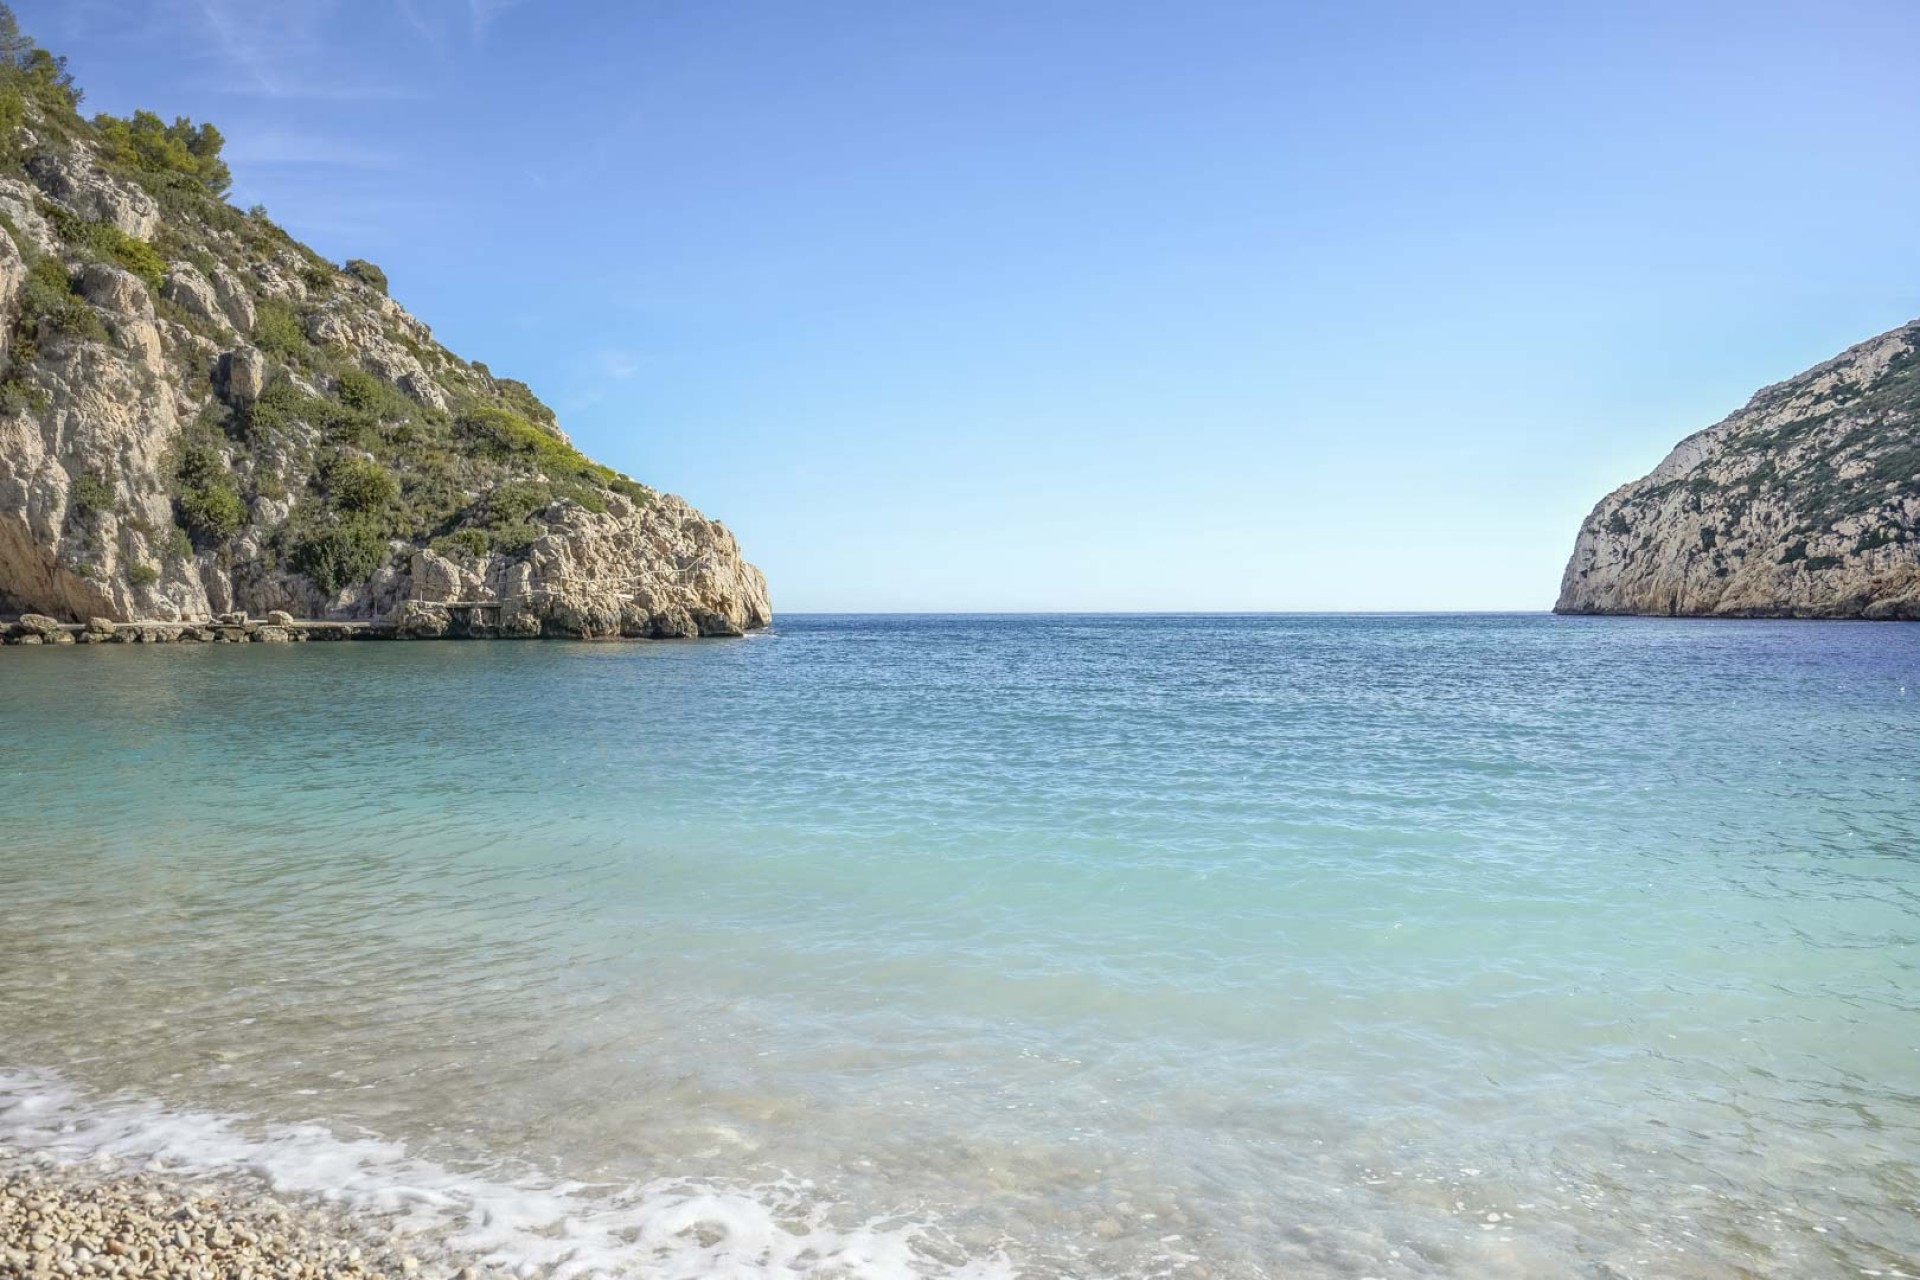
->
[1, 614, 1916, 1279]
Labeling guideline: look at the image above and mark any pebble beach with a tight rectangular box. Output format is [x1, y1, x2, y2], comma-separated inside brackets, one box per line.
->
[0, 1153, 481, 1280]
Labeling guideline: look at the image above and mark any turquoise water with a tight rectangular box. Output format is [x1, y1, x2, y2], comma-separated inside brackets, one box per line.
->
[1, 615, 1917, 1278]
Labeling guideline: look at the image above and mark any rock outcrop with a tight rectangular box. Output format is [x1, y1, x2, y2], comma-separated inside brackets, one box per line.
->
[0, 29, 768, 638]
[1556, 319, 1920, 619]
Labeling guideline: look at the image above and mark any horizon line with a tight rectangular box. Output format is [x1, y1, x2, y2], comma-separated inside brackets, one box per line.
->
[767, 609, 1564, 617]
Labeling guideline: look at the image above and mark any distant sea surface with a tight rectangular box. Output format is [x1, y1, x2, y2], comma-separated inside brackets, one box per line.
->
[2, 615, 1917, 1279]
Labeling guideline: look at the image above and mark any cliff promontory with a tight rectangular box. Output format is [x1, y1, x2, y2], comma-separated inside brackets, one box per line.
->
[0, 14, 768, 638]
[1556, 318, 1920, 619]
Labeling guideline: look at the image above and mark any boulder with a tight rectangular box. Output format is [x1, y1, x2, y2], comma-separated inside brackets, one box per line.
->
[390, 600, 449, 639]
[15, 613, 61, 637]
[266, 609, 295, 627]
[208, 264, 255, 334]
[254, 625, 291, 643]
[650, 607, 698, 639]
[217, 349, 267, 404]
[0, 226, 27, 328]
[499, 603, 541, 638]
[25, 151, 160, 238]
[161, 266, 229, 332]
[77, 263, 153, 317]
[409, 550, 466, 605]
[84, 616, 117, 635]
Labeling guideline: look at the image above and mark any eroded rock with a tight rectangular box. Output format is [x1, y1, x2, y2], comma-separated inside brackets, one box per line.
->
[1557, 318, 1920, 619]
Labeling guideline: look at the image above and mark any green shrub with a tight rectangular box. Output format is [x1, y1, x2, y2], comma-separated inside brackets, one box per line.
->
[0, 86, 20, 162]
[458, 406, 552, 457]
[91, 109, 230, 196]
[290, 519, 387, 594]
[608, 476, 651, 505]
[19, 256, 103, 341]
[343, 259, 388, 294]
[493, 377, 556, 427]
[430, 528, 490, 560]
[173, 439, 245, 542]
[0, 14, 82, 120]
[240, 378, 322, 440]
[103, 230, 166, 290]
[335, 367, 388, 413]
[551, 480, 607, 514]
[69, 470, 113, 516]
[177, 482, 244, 541]
[0, 370, 44, 413]
[165, 525, 193, 562]
[30, 198, 79, 241]
[455, 404, 619, 491]
[398, 455, 465, 530]
[322, 454, 398, 513]
[38, 207, 169, 291]
[38, 292, 104, 339]
[484, 478, 551, 525]
[488, 521, 543, 557]
[253, 300, 307, 360]
[332, 367, 415, 431]
[125, 560, 159, 587]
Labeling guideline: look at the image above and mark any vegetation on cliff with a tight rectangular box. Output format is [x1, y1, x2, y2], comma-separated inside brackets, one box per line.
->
[0, 4, 768, 634]
[1557, 319, 1920, 618]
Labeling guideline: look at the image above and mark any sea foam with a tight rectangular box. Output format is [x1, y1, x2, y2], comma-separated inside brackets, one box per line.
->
[0, 1069, 1014, 1280]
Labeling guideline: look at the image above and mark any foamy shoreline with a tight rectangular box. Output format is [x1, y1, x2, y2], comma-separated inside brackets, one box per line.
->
[0, 1070, 1017, 1280]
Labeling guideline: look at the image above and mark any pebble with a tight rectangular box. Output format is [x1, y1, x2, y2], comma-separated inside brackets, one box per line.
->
[0, 1159, 475, 1280]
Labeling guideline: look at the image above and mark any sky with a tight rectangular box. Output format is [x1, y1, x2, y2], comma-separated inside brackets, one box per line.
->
[18, 0, 1920, 611]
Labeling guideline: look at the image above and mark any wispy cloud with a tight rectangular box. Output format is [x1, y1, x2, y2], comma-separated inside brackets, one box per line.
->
[169, 0, 418, 101]
[393, 0, 443, 48]
[468, 0, 528, 42]
[222, 131, 404, 170]
[598, 349, 643, 381]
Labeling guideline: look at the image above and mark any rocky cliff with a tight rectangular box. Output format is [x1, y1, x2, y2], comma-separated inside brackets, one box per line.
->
[1556, 318, 1920, 619]
[0, 21, 768, 638]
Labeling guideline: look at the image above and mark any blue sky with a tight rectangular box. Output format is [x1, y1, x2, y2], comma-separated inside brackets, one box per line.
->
[21, 0, 1920, 611]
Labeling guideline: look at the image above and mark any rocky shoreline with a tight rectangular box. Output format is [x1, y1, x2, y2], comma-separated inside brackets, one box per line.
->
[0, 1151, 493, 1280]
[0, 602, 760, 645]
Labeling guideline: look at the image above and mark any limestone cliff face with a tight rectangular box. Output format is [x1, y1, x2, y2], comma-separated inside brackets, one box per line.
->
[1556, 319, 1920, 619]
[0, 88, 768, 637]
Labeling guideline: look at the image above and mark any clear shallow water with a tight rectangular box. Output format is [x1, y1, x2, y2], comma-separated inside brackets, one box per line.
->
[1, 614, 1917, 1279]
